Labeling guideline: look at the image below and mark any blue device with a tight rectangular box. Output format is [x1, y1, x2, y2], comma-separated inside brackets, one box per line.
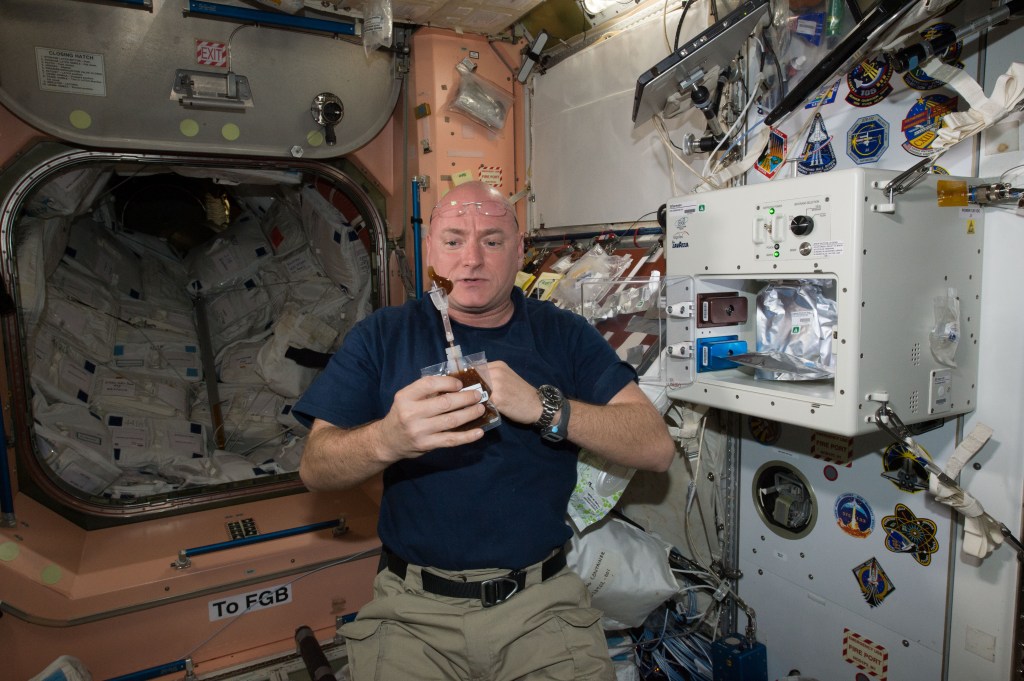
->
[696, 335, 748, 372]
[710, 634, 768, 681]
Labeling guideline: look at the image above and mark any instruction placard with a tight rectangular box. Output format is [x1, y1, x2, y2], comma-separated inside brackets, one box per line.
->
[36, 47, 106, 96]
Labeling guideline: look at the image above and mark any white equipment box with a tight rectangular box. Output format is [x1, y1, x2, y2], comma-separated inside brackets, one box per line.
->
[664, 168, 983, 436]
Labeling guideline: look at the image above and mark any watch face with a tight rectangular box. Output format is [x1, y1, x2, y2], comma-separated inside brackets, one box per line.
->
[539, 385, 562, 406]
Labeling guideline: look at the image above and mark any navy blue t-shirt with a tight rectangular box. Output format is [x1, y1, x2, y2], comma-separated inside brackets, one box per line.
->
[293, 288, 636, 570]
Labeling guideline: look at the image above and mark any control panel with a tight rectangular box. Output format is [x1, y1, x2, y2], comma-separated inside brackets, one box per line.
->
[751, 194, 832, 261]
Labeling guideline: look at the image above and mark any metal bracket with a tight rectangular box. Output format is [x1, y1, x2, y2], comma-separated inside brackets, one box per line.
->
[871, 151, 947, 213]
[668, 343, 692, 358]
[666, 301, 694, 318]
[172, 69, 254, 111]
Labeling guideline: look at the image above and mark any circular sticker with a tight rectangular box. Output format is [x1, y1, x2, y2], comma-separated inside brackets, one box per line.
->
[846, 53, 896, 108]
[41, 564, 63, 585]
[221, 123, 241, 141]
[307, 130, 325, 147]
[69, 110, 92, 130]
[0, 541, 20, 561]
[180, 119, 200, 137]
[882, 442, 929, 492]
[748, 417, 781, 445]
[823, 465, 838, 481]
[835, 492, 874, 538]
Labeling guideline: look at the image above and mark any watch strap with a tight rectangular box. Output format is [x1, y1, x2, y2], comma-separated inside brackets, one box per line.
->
[541, 396, 571, 442]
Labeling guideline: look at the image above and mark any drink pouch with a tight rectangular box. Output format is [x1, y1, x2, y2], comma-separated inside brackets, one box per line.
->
[420, 351, 501, 432]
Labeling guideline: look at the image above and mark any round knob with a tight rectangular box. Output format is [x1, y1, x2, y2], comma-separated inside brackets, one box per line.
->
[790, 215, 814, 236]
[323, 101, 343, 124]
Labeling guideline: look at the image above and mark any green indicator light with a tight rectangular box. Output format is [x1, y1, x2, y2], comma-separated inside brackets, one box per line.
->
[768, 207, 776, 215]
[774, 251, 780, 258]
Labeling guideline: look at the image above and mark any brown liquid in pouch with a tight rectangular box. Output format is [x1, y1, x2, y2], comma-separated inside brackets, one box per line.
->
[427, 266, 453, 293]
[451, 366, 499, 431]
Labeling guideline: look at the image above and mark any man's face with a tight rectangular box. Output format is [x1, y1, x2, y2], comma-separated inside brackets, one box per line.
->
[425, 186, 522, 325]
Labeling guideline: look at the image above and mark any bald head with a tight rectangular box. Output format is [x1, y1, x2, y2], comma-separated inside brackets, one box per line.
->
[430, 182, 518, 231]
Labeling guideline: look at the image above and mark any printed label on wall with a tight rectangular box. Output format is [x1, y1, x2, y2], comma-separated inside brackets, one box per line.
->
[35, 47, 106, 96]
[209, 583, 292, 621]
[843, 628, 889, 680]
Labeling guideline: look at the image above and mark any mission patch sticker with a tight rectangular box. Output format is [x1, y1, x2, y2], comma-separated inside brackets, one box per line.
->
[835, 492, 874, 538]
[902, 94, 959, 157]
[748, 416, 781, 445]
[847, 114, 889, 165]
[852, 556, 894, 607]
[755, 129, 787, 179]
[797, 113, 837, 174]
[846, 53, 895, 108]
[882, 503, 940, 566]
[805, 79, 840, 109]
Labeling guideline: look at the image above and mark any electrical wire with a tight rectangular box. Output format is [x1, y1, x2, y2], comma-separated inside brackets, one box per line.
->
[673, 0, 695, 51]
[999, 163, 1024, 184]
[704, 72, 763, 178]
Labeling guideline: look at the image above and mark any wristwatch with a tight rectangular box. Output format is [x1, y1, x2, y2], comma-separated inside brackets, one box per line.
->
[536, 384, 569, 442]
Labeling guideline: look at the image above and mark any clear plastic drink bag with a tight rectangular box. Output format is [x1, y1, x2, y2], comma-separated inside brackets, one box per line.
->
[420, 351, 501, 431]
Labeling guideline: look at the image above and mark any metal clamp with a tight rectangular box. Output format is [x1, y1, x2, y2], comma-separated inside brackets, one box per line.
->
[871, 150, 947, 214]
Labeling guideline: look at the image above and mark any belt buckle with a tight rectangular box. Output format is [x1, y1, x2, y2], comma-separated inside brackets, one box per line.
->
[479, 574, 521, 608]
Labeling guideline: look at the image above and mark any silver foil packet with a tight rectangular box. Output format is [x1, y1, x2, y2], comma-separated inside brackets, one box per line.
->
[754, 281, 837, 381]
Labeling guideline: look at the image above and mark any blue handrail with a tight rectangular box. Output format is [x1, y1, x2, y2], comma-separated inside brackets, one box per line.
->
[0, 413, 15, 524]
[174, 519, 342, 568]
[186, 1, 357, 36]
[411, 178, 424, 299]
[105, 659, 188, 681]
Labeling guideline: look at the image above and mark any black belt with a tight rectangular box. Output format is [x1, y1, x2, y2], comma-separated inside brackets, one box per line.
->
[378, 547, 567, 608]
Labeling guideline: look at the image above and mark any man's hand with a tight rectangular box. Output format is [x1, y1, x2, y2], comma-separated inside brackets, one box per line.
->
[483, 360, 544, 426]
[378, 374, 487, 461]
[301, 375, 488, 492]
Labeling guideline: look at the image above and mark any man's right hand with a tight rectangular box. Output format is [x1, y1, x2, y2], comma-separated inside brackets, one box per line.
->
[379, 374, 487, 461]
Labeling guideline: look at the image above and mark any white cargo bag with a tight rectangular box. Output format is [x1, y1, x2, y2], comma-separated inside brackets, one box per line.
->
[256, 305, 339, 397]
[201, 275, 274, 354]
[33, 397, 112, 457]
[105, 413, 208, 466]
[300, 185, 372, 318]
[63, 215, 144, 299]
[40, 291, 118, 363]
[567, 517, 681, 630]
[217, 339, 268, 385]
[91, 368, 190, 418]
[35, 423, 122, 495]
[29, 325, 102, 407]
[184, 211, 272, 294]
[111, 325, 202, 382]
[260, 193, 307, 256]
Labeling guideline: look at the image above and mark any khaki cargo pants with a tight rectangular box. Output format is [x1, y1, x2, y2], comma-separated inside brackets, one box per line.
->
[339, 559, 615, 681]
